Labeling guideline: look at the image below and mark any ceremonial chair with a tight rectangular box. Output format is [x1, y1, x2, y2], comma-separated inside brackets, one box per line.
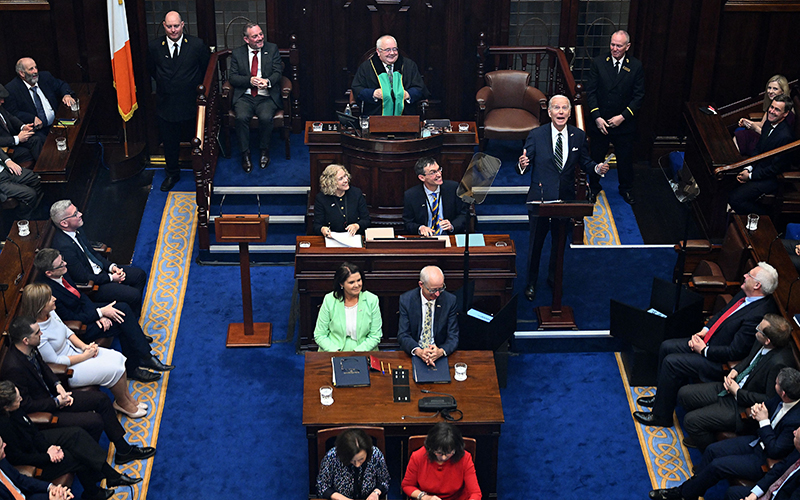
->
[475, 70, 547, 150]
[347, 48, 429, 119]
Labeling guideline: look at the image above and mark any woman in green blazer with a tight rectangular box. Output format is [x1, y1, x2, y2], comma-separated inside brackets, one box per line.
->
[314, 262, 383, 351]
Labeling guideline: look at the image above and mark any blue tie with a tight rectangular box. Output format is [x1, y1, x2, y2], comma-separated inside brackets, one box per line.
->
[30, 86, 47, 124]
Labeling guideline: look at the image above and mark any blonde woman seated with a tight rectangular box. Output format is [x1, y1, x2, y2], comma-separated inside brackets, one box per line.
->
[735, 74, 795, 155]
[314, 262, 383, 352]
[20, 283, 147, 419]
[313, 164, 371, 237]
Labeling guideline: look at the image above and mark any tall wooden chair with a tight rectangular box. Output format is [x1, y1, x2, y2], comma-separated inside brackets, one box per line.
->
[403, 434, 477, 498]
[316, 425, 386, 465]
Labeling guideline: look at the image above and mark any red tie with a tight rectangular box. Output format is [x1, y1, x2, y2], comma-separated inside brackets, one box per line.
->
[62, 279, 80, 298]
[703, 297, 745, 343]
[250, 50, 259, 96]
[760, 457, 800, 499]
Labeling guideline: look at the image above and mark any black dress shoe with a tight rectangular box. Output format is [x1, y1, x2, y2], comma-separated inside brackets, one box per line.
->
[649, 487, 683, 500]
[524, 284, 536, 302]
[682, 435, 697, 449]
[140, 355, 174, 372]
[107, 473, 143, 487]
[160, 175, 180, 192]
[587, 187, 599, 204]
[115, 445, 156, 464]
[637, 395, 656, 407]
[242, 152, 253, 173]
[81, 488, 113, 500]
[621, 190, 636, 205]
[260, 150, 270, 169]
[144, 334, 154, 343]
[128, 368, 161, 383]
[633, 411, 673, 427]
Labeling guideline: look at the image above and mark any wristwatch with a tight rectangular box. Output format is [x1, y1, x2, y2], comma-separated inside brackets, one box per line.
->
[417, 492, 427, 500]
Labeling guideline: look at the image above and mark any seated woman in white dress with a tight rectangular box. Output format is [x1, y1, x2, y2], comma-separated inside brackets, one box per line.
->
[20, 283, 148, 419]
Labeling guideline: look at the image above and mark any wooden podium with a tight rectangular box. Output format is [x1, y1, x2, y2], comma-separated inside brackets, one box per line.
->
[214, 215, 272, 347]
[535, 202, 594, 330]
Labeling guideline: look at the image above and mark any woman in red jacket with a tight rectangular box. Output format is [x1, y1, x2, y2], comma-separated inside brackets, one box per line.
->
[402, 423, 481, 500]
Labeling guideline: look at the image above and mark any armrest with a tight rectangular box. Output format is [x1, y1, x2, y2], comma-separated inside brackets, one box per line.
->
[62, 320, 86, 335]
[675, 239, 715, 253]
[522, 85, 548, 115]
[28, 412, 57, 426]
[691, 276, 728, 289]
[74, 280, 97, 294]
[476, 86, 494, 111]
[221, 81, 233, 110]
[280, 76, 292, 114]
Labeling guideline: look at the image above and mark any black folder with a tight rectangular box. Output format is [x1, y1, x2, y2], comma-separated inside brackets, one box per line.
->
[412, 356, 451, 384]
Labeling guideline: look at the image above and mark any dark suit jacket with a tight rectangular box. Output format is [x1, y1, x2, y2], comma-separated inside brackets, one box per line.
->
[754, 449, 800, 500]
[41, 275, 102, 325]
[0, 345, 61, 415]
[147, 34, 210, 122]
[351, 54, 429, 117]
[733, 343, 795, 407]
[585, 52, 645, 136]
[4, 72, 72, 125]
[750, 120, 795, 181]
[0, 458, 50, 499]
[402, 180, 469, 235]
[0, 107, 26, 148]
[0, 411, 55, 468]
[397, 288, 459, 356]
[519, 123, 597, 203]
[228, 42, 282, 107]
[51, 229, 113, 286]
[703, 291, 777, 363]
[756, 395, 800, 459]
[313, 187, 371, 235]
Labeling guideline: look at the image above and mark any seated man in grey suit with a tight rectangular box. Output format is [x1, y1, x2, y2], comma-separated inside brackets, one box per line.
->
[397, 265, 459, 366]
[402, 157, 469, 236]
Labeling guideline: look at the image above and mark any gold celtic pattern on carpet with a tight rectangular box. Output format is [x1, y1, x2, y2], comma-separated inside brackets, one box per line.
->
[584, 190, 621, 245]
[615, 353, 695, 489]
[107, 192, 197, 499]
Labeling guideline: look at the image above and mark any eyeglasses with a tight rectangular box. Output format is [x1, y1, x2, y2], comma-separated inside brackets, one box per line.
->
[50, 261, 67, 271]
[745, 272, 761, 283]
[423, 283, 446, 294]
[378, 47, 398, 53]
[424, 168, 442, 177]
[60, 210, 80, 222]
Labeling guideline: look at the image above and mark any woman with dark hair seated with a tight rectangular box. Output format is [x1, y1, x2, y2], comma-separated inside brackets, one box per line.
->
[402, 422, 481, 500]
[313, 164, 371, 237]
[314, 262, 383, 352]
[0, 381, 141, 500]
[316, 429, 390, 500]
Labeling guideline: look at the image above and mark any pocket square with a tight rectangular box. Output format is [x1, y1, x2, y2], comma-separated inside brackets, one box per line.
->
[571, 147, 579, 151]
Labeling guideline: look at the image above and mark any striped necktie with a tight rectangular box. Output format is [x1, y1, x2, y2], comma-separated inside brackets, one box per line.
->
[554, 132, 564, 171]
[430, 192, 441, 235]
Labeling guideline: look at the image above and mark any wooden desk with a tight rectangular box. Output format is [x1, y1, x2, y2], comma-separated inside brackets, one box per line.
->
[683, 102, 744, 238]
[0, 220, 51, 334]
[304, 121, 478, 231]
[303, 350, 504, 499]
[294, 234, 516, 350]
[35, 83, 98, 208]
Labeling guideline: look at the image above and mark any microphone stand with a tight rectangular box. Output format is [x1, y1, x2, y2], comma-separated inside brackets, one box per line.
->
[6, 237, 24, 285]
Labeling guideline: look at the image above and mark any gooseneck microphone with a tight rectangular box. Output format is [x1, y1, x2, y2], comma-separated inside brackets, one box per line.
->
[6, 237, 24, 285]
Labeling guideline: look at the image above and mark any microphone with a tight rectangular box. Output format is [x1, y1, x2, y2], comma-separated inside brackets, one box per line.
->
[6, 237, 24, 285]
[766, 232, 784, 263]
[786, 276, 800, 312]
[0, 283, 8, 316]
[420, 389, 455, 398]
[539, 182, 544, 202]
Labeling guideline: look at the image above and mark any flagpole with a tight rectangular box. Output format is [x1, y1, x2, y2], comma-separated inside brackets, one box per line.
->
[122, 120, 129, 157]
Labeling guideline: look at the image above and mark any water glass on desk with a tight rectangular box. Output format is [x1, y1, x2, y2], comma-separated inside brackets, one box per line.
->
[17, 220, 29, 237]
[320, 386, 333, 406]
[55, 137, 67, 152]
[747, 213, 759, 231]
[454, 363, 468, 381]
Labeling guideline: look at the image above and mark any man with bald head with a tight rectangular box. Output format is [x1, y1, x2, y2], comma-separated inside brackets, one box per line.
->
[351, 35, 429, 116]
[147, 11, 209, 191]
[397, 266, 459, 366]
[4, 57, 74, 132]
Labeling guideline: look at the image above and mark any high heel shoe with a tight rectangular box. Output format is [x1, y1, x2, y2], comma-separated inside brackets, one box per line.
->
[137, 402, 148, 410]
[113, 401, 147, 418]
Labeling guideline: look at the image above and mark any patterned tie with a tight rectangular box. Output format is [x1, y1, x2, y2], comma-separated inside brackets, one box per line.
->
[172, 42, 179, 58]
[250, 50, 259, 96]
[554, 132, 564, 171]
[420, 301, 433, 348]
[719, 349, 763, 397]
[387, 64, 394, 85]
[62, 279, 80, 298]
[703, 297, 745, 343]
[761, 457, 800, 500]
[30, 86, 47, 124]
[0, 467, 25, 500]
[430, 192, 441, 235]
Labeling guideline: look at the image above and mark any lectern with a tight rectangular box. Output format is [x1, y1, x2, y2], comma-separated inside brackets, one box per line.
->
[214, 214, 271, 347]
[535, 202, 594, 330]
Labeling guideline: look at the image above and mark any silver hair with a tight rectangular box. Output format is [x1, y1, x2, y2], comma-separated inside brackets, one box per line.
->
[753, 261, 778, 295]
[49, 200, 73, 225]
[613, 30, 631, 44]
[376, 35, 397, 50]
[548, 95, 572, 110]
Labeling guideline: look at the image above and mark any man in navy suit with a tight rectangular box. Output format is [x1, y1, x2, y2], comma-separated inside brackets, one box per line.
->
[4, 58, 74, 132]
[403, 157, 470, 236]
[33, 248, 172, 383]
[147, 10, 209, 192]
[678, 313, 794, 451]
[0, 84, 42, 163]
[726, 427, 800, 500]
[229, 22, 283, 173]
[49, 200, 147, 317]
[0, 436, 72, 500]
[397, 266, 459, 366]
[634, 263, 779, 427]
[584, 30, 645, 205]
[517, 95, 609, 301]
[651, 368, 800, 500]
[729, 94, 795, 216]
